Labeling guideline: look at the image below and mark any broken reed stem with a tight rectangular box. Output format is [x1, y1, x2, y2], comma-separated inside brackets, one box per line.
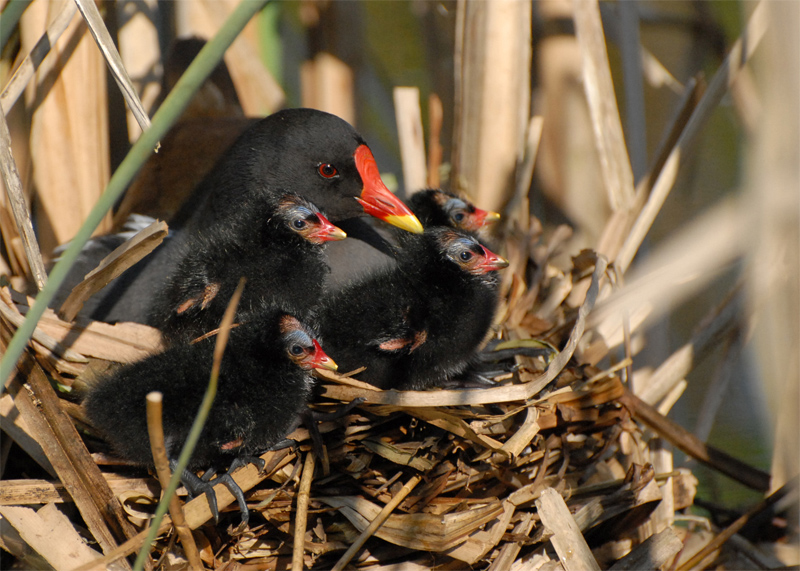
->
[573, 0, 635, 211]
[145, 392, 203, 571]
[0, 112, 47, 290]
[676, 477, 798, 571]
[292, 451, 316, 571]
[536, 487, 601, 571]
[394, 86, 427, 194]
[58, 219, 168, 321]
[331, 474, 423, 571]
[597, 76, 702, 261]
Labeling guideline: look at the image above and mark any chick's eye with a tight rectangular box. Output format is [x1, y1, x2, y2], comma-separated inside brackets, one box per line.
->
[289, 344, 305, 356]
[453, 212, 466, 223]
[459, 250, 473, 262]
[292, 218, 307, 230]
[318, 164, 338, 179]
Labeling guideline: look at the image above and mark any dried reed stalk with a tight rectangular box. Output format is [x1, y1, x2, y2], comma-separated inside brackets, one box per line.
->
[0, 0, 77, 114]
[145, 392, 202, 570]
[74, 0, 151, 133]
[615, 0, 768, 275]
[452, 0, 531, 211]
[292, 451, 316, 571]
[300, 52, 355, 125]
[178, 0, 285, 116]
[0, 111, 46, 289]
[28, 0, 112, 255]
[394, 86, 427, 195]
[573, 0, 635, 211]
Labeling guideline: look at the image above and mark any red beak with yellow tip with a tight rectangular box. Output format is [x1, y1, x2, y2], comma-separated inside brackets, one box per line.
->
[478, 245, 510, 273]
[474, 207, 501, 226]
[353, 145, 424, 234]
[306, 213, 347, 244]
[309, 339, 338, 371]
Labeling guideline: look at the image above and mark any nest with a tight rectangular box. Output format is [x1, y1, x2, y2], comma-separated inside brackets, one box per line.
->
[0, 223, 748, 571]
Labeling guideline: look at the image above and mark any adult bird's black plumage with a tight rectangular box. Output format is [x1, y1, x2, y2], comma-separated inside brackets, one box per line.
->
[149, 193, 345, 345]
[407, 189, 500, 232]
[83, 308, 337, 525]
[53, 108, 422, 324]
[318, 227, 509, 390]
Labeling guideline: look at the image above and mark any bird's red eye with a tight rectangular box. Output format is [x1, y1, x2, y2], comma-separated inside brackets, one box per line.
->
[318, 164, 338, 178]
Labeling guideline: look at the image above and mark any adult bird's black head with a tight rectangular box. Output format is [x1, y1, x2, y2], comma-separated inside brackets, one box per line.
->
[179, 108, 424, 234]
[407, 189, 500, 232]
[83, 308, 337, 525]
[318, 227, 509, 391]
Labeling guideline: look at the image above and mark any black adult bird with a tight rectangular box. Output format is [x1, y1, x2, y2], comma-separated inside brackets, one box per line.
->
[84, 308, 337, 525]
[53, 108, 423, 323]
[149, 193, 346, 345]
[407, 189, 500, 232]
[318, 227, 509, 390]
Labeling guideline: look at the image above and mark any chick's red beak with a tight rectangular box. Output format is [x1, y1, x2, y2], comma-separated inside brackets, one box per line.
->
[307, 214, 347, 244]
[478, 245, 510, 273]
[308, 339, 338, 371]
[354, 145, 424, 234]
[473, 207, 501, 227]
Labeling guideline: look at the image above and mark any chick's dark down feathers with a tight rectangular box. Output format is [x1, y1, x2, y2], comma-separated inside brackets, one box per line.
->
[84, 309, 324, 471]
[148, 193, 343, 345]
[318, 227, 508, 390]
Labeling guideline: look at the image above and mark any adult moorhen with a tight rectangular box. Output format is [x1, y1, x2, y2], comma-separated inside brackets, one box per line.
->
[54, 108, 422, 324]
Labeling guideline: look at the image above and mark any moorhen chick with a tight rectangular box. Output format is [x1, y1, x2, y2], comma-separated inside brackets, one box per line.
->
[318, 227, 509, 390]
[54, 108, 422, 324]
[149, 193, 345, 345]
[84, 307, 337, 525]
[407, 188, 500, 232]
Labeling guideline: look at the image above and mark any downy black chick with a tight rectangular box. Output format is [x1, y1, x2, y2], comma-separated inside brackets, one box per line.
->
[83, 308, 337, 525]
[407, 188, 500, 232]
[318, 227, 508, 390]
[149, 193, 345, 345]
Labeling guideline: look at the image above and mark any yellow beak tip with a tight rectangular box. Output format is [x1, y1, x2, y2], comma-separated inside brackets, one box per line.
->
[386, 214, 424, 234]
